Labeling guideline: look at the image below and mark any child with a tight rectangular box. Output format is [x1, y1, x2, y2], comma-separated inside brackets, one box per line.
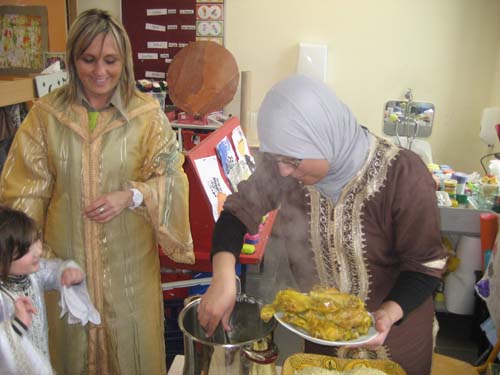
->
[0, 206, 95, 374]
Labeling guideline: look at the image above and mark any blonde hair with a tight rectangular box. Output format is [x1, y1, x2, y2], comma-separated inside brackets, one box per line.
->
[56, 8, 136, 106]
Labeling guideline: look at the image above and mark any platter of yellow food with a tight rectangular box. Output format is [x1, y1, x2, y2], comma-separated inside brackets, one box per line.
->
[293, 368, 386, 375]
[261, 287, 378, 346]
[282, 353, 407, 375]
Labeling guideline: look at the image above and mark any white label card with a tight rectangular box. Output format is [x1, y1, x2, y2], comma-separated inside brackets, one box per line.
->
[167, 25, 178, 30]
[147, 9, 167, 16]
[180, 9, 195, 14]
[145, 71, 166, 79]
[147, 41, 169, 49]
[181, 25, 196, 30]
[138, 53, 158, 60]
[145, 23, 166, 32]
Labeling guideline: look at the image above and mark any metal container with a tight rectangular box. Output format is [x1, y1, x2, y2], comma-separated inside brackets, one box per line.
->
[178, 294, 278, 375]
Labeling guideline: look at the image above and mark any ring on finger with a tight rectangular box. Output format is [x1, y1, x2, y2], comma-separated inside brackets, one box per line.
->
[99, 207, 105, 214]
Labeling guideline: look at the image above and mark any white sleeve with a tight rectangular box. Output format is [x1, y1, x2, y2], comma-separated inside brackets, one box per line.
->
[35, 259, 63, 291]
[36, 259, 84, 292]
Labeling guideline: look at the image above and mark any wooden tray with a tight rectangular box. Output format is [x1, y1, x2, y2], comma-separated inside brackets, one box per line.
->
[282, 353, 407, 375]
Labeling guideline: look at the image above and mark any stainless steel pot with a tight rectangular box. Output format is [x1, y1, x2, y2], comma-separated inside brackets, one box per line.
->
[178, 294, 278, 375]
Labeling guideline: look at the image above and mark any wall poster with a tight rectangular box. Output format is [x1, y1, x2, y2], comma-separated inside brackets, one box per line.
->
[0, 6, 48, 74]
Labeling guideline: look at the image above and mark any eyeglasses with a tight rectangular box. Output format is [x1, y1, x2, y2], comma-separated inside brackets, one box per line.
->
[262, 153, 303, 169]
[275, 156, 302, 169]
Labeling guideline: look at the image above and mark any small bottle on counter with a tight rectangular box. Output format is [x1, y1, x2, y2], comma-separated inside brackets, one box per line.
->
[444, 179, 457, 200]
[452, 172, 468, 195]
[456, 194, 469, 208]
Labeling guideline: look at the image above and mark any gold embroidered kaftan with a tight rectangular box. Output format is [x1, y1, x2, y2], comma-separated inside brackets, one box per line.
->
[0, 89, 194, 374]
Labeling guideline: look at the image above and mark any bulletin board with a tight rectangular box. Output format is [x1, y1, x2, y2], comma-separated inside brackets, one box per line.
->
[160, 116, 277, 271]
[121, 0, 225, 81]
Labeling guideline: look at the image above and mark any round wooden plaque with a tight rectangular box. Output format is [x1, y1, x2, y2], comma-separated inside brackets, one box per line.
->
[167, 41, 239, 115]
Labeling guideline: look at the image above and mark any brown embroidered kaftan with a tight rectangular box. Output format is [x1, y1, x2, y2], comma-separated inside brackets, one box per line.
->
[224, 136, 447, 375]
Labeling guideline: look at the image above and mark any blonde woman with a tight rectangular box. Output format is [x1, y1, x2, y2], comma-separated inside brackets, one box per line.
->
[0, 9, 193, 374]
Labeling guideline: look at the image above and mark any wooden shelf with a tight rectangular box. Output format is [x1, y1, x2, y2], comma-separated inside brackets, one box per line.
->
[0, 76, 36, 107]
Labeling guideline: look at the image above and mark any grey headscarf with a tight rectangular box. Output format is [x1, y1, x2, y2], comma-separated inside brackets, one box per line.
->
[258, 74, 371, 202]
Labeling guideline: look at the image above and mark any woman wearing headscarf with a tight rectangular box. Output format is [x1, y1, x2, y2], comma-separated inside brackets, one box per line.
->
[198, 74, 447, 375]
[0, 9, 194, 375]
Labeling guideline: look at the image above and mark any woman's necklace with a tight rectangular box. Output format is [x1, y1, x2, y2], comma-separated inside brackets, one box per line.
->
[0, 274, 32, 296]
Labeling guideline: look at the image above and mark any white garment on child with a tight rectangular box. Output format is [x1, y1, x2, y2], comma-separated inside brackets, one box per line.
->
[0, 259, 65, 374]
[0, 321, 54, 375]
[0, 258, 100, 375]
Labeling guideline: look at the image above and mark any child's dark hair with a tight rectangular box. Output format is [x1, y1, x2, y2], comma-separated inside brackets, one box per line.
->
[0, 206, 39, 281]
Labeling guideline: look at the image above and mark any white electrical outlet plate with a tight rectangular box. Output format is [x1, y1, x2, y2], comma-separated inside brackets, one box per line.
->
[297, 43, 328, 82]
[35, 72, 68, 97]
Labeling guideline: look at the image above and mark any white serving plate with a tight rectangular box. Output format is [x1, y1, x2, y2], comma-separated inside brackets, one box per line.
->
[274, 312, 378, 346]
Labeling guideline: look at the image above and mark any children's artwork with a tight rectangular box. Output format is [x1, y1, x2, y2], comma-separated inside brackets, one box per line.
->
[231, 125, 256, 173]
[215, 133, 255, 192]
[43, 52, 66, 70]
[35, 71, 68, 97]
[0, 6, 48, 74]
[228, 159, 252, 192]
[215, 136, 238, 189]
[194, 155, 232, 221]
[231, 126, 250, 159]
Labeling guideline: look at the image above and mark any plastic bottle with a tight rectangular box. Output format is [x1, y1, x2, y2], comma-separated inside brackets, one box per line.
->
[489, 159, 500, 182]
[456, 194, 468, 208]
[452, 172, 468, 195]
[444, 179, 457, 199]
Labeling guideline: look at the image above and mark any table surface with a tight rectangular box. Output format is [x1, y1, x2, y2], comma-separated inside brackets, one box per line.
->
[168, 355, 283, 374]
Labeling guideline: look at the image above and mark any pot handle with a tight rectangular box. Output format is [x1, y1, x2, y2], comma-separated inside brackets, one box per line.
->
[241, 342, 279, 364]
[235, 275, 241, 296]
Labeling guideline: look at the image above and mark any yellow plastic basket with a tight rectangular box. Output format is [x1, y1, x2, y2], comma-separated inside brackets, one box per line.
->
[282, 353, 407, 375]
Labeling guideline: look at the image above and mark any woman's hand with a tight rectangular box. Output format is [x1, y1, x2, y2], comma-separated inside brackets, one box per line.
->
[197, 252, 237, 337]
[83, 190, 133, 223]
[362, 300, 403, 347]
[61, 267, 85, 287]
[14, 296, 37, 328]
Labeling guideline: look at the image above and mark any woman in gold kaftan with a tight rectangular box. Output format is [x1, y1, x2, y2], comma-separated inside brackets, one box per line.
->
[0, 9, 194, 375]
